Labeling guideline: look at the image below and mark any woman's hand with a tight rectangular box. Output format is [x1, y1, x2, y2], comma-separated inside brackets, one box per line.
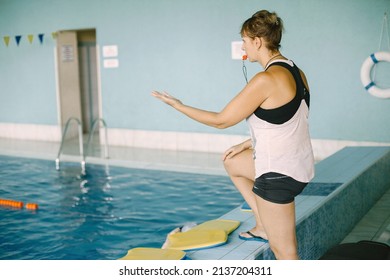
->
[222, 143, 245, 161]
[151, 91, 182, 108]
[222, 139, 252, 161]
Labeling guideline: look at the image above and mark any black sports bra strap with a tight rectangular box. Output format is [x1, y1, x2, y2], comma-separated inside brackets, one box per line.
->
[267, 61, 310, 106]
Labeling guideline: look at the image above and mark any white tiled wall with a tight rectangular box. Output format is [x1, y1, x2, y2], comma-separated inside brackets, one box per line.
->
[105, 128, 249, 153]
[105, 128, 390, 160]
[0, 123, 61, 142]
[1, 122, 389, 161]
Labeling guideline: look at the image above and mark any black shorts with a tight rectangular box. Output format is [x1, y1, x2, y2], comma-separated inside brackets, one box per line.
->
[252, 172, 308, 204]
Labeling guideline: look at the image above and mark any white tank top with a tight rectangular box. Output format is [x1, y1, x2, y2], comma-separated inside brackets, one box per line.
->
[247, 60, 315, 182]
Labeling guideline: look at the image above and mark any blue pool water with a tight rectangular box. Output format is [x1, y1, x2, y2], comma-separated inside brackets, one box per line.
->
[0, 155, 243, 260]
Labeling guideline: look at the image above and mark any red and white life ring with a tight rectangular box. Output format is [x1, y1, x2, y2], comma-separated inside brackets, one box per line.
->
[360, 51, 390, 99]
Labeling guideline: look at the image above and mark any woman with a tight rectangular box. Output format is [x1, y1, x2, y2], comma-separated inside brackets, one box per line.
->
[152, 10, 314, 260]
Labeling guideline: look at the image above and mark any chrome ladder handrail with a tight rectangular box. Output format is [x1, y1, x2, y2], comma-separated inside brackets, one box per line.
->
[84, 118, 110, 175]
[55, 117, 86, 174]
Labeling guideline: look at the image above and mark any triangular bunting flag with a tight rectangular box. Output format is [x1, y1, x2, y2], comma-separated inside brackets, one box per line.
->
[15, 35, 22, 46]
[3, 36, 10, 47]
[28, 34, 34, 44]
[51, 32, 57, 39]
[38, 33, 44, 44]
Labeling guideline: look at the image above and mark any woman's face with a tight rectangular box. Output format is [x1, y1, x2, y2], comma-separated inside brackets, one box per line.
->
[241, 35, 258, 62]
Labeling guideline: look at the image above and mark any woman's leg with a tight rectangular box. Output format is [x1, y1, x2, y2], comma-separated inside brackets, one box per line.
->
[223, 149, 267, 239]
[255, 196, 298, 259]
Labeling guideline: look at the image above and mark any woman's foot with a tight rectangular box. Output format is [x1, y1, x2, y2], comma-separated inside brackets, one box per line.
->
[239, 228, 268, 242]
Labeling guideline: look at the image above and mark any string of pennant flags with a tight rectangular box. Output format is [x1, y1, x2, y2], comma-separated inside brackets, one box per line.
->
[2, 32, 58, 47]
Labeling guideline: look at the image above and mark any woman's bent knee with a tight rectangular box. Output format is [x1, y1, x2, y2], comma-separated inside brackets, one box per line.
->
[223, 157, 234, 173]
[223, 150, 254, 176]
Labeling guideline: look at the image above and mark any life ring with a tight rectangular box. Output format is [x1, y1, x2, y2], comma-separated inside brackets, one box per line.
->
[360, 51, 390, 98]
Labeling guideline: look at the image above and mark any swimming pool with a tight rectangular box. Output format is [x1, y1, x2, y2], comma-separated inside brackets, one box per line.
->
[0, 155, 243, 260]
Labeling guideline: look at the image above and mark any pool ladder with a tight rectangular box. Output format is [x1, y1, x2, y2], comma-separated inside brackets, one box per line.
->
[85, 118, 110, 176]
[55, 117, 110, 175]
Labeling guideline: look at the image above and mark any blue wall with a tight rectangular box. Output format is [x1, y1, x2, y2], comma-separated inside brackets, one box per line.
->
[0, 0, 389, 142]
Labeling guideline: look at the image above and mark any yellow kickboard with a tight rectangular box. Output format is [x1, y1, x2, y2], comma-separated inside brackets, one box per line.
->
[189, 219, 240, 234]
[165, 219, 240, 251]
[167, 229, 227, 251]
[118, 247, 186, 260]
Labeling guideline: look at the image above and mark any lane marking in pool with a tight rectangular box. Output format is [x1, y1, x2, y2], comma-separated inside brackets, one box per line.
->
[0, 198, 38, 210]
